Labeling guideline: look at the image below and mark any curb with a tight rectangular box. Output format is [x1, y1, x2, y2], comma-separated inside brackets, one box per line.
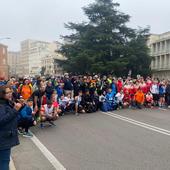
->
[10, 157, 16, 170]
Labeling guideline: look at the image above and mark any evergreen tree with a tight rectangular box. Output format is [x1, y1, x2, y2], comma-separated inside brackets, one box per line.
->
[59, 0, 151, 77]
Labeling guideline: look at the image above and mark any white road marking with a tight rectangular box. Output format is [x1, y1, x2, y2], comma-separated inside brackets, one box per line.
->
[101, 112, 170, 136]
[30, 132, 66, 170]
[10, 157, 16, 170]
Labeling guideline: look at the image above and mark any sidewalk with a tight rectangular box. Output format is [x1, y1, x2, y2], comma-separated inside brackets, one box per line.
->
[11, 136, 55, 170]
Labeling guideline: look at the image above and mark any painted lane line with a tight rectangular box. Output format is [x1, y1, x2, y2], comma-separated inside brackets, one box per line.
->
[107, 112, 170, 134]
[103, 112, 170, 136]
[30, 132, 66, 170]
[10, 157, 16, 170]
[101, 112, 170, 136]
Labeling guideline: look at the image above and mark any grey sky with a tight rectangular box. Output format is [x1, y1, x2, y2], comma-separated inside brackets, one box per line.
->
[0, 0, 169, 51]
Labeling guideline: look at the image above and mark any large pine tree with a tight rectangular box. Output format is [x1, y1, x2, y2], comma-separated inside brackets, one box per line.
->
[59, 0, 151, 77]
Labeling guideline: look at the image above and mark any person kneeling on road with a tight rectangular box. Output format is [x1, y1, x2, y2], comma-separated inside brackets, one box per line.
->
[75, 90, 85, 116]
[18, 98, 37, 138]
[134, 87, 145, 109]
[40, 100, 59, 128]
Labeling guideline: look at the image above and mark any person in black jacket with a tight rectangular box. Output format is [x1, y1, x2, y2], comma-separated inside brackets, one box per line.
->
[45, 81, 54, 100]
[82, 90, 96, 113]
[0, 85, 22, 170]
[165, 81, 170, 108]
[63, 75, 73, 98]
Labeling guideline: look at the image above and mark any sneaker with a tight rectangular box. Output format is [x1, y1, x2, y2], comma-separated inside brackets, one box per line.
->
[23, 132, 33, 138]
[18, 129, 24, 135]
[75, 112, 79, 116]
[36, 116, 41, 123]
[81, 109, 85, 113]
[48, 121, 56, 126]
[40, 123, 45, 129]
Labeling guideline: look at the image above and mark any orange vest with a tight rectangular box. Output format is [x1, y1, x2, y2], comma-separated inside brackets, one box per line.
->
[20, 85, 32, 100]
[134, 91, 145, 104]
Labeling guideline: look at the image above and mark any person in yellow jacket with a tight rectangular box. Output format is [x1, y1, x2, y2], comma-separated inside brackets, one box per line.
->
[134, 87, 145, 109]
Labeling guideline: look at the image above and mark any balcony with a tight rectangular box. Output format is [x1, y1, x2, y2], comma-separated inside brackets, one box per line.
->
[151, 49, 170, 56]
[151, 66, 170, 71]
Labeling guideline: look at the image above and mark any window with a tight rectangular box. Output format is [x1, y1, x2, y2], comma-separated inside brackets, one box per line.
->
[3, 58, 6, 65]
[3, 47, 6, 55]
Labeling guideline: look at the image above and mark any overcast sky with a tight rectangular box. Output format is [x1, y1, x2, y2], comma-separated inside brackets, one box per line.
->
[0, 0, 169, 51]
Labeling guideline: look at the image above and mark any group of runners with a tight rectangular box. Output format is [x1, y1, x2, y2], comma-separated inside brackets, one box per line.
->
[1, 73, 170, 137]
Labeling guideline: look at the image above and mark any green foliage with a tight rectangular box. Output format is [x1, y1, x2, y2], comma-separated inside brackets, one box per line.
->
[59, 0, 151, 77]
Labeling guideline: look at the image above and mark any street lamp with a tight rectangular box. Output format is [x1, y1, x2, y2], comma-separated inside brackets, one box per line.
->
[0, 37, 11, 41]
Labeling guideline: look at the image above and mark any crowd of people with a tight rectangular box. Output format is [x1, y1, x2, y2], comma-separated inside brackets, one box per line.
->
[1, 73, 170, 169]
[1, 73, 170, 138]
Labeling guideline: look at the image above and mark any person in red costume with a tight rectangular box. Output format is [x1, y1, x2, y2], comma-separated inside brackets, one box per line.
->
[116, 77, 123, 93]
[140, 80, 148, 94]
[145, 92, 154, 108]
[123, 90, 131, 108]
[129, 81, 136, 101]
[146, 77, 153, 92]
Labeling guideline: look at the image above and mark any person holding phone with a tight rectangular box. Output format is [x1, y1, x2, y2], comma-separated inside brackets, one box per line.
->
[0, 85, 22, 170]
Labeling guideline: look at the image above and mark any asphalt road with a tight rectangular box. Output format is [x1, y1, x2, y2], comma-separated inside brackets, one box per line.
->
[28, 108, 170, 170]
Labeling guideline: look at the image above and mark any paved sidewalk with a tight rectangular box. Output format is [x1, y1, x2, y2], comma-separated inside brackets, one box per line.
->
[11, 136, 55, 170]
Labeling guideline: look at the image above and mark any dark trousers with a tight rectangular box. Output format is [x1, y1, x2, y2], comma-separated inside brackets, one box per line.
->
[166, 95, 170, 106]
[18, 119, 34, 132]
[0, 148, 11, 170]
[135, 101, 142, 109]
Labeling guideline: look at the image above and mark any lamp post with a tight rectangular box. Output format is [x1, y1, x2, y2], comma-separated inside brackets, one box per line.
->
[0, 37, 11, 42]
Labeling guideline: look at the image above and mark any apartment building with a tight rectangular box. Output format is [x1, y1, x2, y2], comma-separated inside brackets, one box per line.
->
[20, 39, 65, 76]
[41, 42, 65, 76]
[149, 32, 170, 79]
[0, 44, 9, 79]
[7, 51, 20, 76]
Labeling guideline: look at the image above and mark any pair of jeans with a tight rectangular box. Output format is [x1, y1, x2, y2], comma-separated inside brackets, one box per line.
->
[135, 101, 142, 109]
[0, 149, 11, 170]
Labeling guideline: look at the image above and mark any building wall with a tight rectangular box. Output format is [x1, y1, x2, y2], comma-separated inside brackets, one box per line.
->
[28, 41, 50, 76]
[41, 41, 65, 76]
[21, 40, 52, 76]
[7, 51, 20, 76]
[20, 40, 32, 76]
[20, 40, 65, 77]
[0, 44, 9, 79]
[149, 32, 170, 79]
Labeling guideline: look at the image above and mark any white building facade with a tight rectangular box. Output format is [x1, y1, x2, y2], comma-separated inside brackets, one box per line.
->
[7, 51, 21, 76]
[149, 32, 170, 79]
[20, 40, 32, 76]
[41, 42, 65, 76]
[20, 39, 65, 77]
